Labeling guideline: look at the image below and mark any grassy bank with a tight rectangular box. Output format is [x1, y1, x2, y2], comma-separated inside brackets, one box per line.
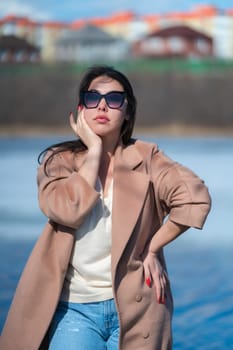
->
[1, 58, 233, 133]
[1, 58, 233, 77]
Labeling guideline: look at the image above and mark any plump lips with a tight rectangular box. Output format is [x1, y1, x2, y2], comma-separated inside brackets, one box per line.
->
[94, 115, 110, 123]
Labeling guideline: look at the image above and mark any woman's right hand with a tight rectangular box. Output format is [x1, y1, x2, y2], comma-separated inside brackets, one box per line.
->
[69, 108, 102, 187]
[70, 107, 102, 152]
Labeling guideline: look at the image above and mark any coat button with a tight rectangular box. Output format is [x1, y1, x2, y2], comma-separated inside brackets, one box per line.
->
[135, 294, 142, 302]
[142, 331, 150, 339]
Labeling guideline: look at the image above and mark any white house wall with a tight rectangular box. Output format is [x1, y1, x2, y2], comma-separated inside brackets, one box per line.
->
[212, 15, 233, 59]
[56, 41, 129, 62]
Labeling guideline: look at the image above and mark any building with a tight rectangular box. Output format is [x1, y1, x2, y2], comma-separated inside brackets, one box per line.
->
[40, 21, 69, 62]
[0, 34, 40, 62]
[0, 4, 233, 63]
[133, 25, 213, 59]
[0, 15, 68, 62]
[55, 24, 129, 62]
[0, 15, 41, 48]
[212, 13, 233, 59]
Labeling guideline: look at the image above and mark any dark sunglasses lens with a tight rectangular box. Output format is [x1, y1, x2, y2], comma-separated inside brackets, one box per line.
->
[84, 92, 100, 108]
[106, 93, 124, 108]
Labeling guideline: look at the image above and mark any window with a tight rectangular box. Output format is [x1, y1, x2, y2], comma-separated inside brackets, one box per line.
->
[168, 37, 185, 53]
[141, 37, 165, 53]
[196, 39, 210, 54]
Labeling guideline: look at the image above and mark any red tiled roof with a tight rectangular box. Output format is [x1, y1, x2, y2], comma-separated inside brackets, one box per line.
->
[90, 17, 109, 26]
[42, 21, 68, 29]
[225, 8, 233, 16]
[110, 11, 135, 22]
[70, 19, 87, 29]
[17, 19, 37, 27]
[191, 4, 218, 16]
[71, 11, 136, 28]
[3, 15, 26, 21]
[1, 15, 37, 26]
[164, 11, 194, 19]
[164, 4, 218, 20]
[0, 5, 229, 31]
[141, 14, 161, 21]
[148, 25, 213, 41]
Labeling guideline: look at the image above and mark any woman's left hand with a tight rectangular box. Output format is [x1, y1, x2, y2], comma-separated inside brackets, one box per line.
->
[143, 251, 168, 304]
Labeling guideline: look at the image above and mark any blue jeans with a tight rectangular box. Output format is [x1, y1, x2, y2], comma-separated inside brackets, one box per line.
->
[48, 299, 120, 350]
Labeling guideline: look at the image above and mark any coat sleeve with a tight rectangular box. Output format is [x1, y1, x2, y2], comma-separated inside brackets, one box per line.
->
[37, 151, 100, 229]
[152, 150, 211, 229]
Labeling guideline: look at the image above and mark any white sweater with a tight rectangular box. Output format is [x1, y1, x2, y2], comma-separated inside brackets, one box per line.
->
[60, 178, 113, 303]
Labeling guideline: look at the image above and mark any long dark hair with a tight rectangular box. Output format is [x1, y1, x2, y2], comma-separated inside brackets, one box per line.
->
[38, 65, 137, 168]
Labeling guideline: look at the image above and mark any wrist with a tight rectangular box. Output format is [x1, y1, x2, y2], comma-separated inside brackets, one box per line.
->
[88, 144, 102, 157]
[148, 250, 159, 256]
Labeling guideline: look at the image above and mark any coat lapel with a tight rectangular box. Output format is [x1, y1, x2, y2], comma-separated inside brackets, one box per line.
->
[111, 142, 150, 274]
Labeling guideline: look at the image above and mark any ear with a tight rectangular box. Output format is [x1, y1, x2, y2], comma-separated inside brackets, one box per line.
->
[125, 115, 130, 121]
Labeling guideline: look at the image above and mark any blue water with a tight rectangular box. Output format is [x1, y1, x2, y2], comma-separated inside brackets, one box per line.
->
[0, 135, 233, 349]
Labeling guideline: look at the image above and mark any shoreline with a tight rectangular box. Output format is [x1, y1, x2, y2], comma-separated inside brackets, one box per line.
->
[0, 124, 232, 138]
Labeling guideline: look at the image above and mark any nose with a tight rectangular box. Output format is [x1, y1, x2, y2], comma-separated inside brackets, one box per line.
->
[98, 97, 108, 110]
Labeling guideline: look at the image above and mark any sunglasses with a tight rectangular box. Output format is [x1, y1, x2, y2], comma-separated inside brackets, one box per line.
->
[81, 91, 126, 109]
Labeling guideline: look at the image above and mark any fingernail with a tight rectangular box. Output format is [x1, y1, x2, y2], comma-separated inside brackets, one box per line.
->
[145, 277, 151, 287]
[158, 298, 166, 304]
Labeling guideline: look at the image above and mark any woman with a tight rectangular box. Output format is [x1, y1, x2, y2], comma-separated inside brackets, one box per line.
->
[0, 66, 211, 350]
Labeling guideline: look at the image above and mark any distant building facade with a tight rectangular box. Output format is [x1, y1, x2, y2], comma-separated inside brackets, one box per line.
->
[212, 14, 233, 59]
[133, 25, 213, 58]
[0, 34, 40, 62]
[55, 25, 130, 62]
[0, 5, 233, 63]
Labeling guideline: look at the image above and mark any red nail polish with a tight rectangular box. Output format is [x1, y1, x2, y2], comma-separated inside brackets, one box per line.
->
[158, 297, 166, 304]
[145, 277, 151, 287]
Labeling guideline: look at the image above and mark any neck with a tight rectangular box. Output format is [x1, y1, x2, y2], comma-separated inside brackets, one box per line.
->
[98, 137, 119, 191]
[101, 134, 121, 158]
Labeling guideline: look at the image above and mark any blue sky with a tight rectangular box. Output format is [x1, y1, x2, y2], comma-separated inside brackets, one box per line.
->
[0, 0, 232, 22]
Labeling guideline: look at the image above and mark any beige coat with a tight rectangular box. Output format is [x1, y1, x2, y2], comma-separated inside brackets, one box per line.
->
[0, 140, 211, 350]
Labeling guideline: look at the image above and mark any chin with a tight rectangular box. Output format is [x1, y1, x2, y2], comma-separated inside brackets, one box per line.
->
[97, 130, 121, 140]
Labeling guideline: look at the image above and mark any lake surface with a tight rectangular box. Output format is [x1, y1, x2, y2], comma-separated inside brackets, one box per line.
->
[0, 135, 233, 349]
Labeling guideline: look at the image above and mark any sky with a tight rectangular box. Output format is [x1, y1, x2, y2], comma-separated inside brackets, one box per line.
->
[0, 0, 233, 22]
